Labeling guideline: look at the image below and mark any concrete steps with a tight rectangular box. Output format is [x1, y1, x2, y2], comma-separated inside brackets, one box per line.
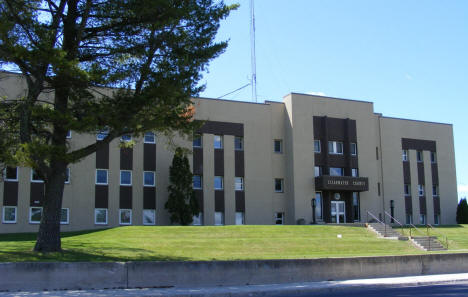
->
[411, 236, 447, 251]
[367, 223, 408, 240]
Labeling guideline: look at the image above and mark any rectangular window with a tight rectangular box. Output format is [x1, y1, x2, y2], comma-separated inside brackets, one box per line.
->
[434, 214, 440, 225]
[120, 170, 132, 186]
[96, 128, 109, 141]
[314, 140, 321, 153]
[143, 171, 155, 187]
[402, 150, 409, 162]
[235, 212, 245, 225]
[192, 212, 203, 226]
[95, 208, 108, 225]
[350, 143, 357, 156]
[418, 184, 425, 196]
[234, 136, 243, 151]
[432, 185, 439, 196]
[119, 209, 132, 225]
[328, 141, 343, 154]
[60, 208, 69, 224]
[193, 134, 202, 148]
[404, 184, 411, 196]
[214, 135, 223, 149]
[417, 150, 423, 162]
[65, 168, 70, 184]
[120, 134, 132, 142]
[31, 169, 44, 183]
[235, 177, 244, 191]
[274, 139, 283, 153]
[314, 192, 323, 220]
[406, 213, 413, 225]
[329, 167, 344, 176]
[214, 176, 223, 190]
[96, 169, 108, 185]
[4, 167, 18, 181]
[352, 192, 360, 222]
[29, 207, 42, 224]
[193, 175, 202, 189]
[275, 212, 284, 225]
[66, 130, 72, 139]
[419, 214, 426, 225]
[2, 206, 17, 224]
[314, 166, 322, 177]
[144, 132, 156, 144]
[430, 151, 437, 163]
[143, 209, 156, 225]
[351, 168, 358, 177]
[274, 178, 284, 193]
[214, 212, 224, 225]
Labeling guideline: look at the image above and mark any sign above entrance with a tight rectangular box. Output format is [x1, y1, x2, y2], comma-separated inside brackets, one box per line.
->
[315, 176, 369, 192]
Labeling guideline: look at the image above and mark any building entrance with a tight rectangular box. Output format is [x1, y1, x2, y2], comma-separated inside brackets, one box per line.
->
[331, 200, 346, 223]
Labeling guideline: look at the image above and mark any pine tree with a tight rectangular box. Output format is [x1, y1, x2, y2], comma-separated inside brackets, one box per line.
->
[456, 198, 468, 224]
[165, 148, 199, 225]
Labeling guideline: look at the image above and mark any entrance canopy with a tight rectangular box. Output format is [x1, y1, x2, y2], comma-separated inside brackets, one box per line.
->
[315, 175, 369, 192]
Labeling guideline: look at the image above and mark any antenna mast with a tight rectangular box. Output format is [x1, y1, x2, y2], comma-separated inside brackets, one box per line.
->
[250, 0, 257, 102]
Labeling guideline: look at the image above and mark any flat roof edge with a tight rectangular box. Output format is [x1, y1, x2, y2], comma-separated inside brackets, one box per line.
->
[380, 116, 453, 126]
[287, 92, 374, 104]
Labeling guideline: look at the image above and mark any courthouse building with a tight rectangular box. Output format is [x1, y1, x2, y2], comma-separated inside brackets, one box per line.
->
[0, 72, 459, 232]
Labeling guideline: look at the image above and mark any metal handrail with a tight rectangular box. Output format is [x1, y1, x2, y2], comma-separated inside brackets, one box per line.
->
[366, 211, 387, 237]
[427, 224, 449, 249]
[408, 223, 426, 238]
[384, 211, 405, 236]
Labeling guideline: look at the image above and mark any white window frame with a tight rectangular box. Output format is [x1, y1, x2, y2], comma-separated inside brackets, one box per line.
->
[235, 177, 244, 191]
[274, 139, 283, 153]
[434, 214, 440, 225]
[314, 140, 321, 153]
[418, 184, 425, 196]
[328, 141, 343, 155]
[406, 213, 413, 225]
[94, 208, 108, 225]
[60, 208, 70, 225]
[235, 212, 245, 225]
[214, 135, 223, 149]
[193, 175, 203, 190]
[192, 212, 203, 226]
[2, 206, 17, 224]
[214, 212, 224, 226]
[417, 150, 423, 162]
[314, 166, 321, 177]
[402, 150, 409, 161]
[419, 214, 426, 225]
[144, 132, 156, 144]
[31, 169, 44, 183]
[193, 134, 203, 148]
[66, 130, 72, 139]
[214, 176, 223, 190]
[95, 169, 108, 185]
[65, 168, 70, 184]
[4, 167, 18, 182]
[120, 170, 132, 186]
[143, 171, 155, 187]
[120, 134, 132, 142]
[404, 184, 411, 196]
[143, 209, 156, 225]
[119, 209, 132, 225]
[350, 143, 357, 156]
[274, 178, 284, 193]
[234, 136, 244, 151]
[29, 207, 43, 224]
[330, 167, 344, 177]
[275, 212, 284, 225]
[351, 168, 358, 177]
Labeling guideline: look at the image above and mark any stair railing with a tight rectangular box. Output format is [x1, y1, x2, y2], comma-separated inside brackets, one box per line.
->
[366, 211, 387, 236]
[427, 224, 449, 250]
[408, 223, 425, 238]
[384, 211, 405, 237]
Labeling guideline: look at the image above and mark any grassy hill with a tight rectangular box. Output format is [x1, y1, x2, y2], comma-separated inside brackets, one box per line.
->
[0, 225, 428, 262]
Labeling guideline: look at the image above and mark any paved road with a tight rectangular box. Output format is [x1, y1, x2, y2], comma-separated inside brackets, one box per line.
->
[284, 282, 468, 297]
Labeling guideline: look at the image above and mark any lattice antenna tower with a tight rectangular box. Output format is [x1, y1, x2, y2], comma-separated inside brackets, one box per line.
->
[250, 0, 257, 102]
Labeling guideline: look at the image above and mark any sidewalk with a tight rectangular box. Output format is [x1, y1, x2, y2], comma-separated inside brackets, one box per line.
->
[2, 273, 468, 297]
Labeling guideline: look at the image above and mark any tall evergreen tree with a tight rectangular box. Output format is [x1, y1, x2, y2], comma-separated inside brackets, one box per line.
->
[0, 0, 236, 252]
[456, 198, 468, 224]
[165, 147, 199, 225]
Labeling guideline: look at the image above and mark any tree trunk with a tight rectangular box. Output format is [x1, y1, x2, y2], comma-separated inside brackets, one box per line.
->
[34, 165, 67, 253]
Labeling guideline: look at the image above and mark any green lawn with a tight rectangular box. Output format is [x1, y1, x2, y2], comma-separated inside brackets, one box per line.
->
[0, 225, 426, 262]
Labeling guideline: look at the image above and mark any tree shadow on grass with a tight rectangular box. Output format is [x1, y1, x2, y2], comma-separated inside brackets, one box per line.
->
[0, 228, 111, 242]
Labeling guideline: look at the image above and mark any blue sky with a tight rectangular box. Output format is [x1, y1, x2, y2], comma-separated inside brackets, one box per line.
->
[200, 0, 468, 199]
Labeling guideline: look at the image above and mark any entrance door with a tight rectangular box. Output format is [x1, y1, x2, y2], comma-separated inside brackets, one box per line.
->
[331, 201, 346, 223]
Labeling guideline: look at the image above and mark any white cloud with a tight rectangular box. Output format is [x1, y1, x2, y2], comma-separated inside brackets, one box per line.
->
[458, 184, 468, 198]
[306, 91, 326, 96]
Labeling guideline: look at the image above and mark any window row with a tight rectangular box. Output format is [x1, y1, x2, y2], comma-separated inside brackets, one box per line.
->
[96, 131, 157, 144]
[192, 176, 244, 191]
[94, 209, 156, 225]
[314, 166, 358, 177]
[193, 134, 244, 151]
[403, 184, 439, 197]
[95, 170, 156, 187]
[2, 207, 69, 224]
[4, 167, 71, 183]
[405, 213, 440, 225]
[314, 140, 357, 156]
[402, 150, 437, 163]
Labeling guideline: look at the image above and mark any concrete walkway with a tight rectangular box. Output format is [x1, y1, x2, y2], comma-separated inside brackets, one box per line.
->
[2, 273, 468, 297]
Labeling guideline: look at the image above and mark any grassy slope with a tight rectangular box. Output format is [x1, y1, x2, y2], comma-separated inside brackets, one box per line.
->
[0, 225, 423, 262]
